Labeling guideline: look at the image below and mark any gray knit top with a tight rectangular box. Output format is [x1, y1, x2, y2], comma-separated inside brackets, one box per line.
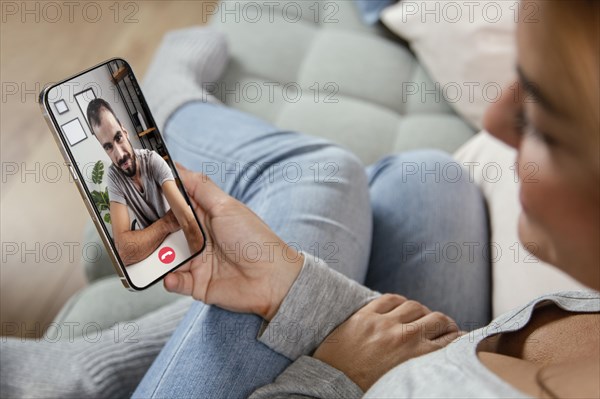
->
[250, 254, 600, 398]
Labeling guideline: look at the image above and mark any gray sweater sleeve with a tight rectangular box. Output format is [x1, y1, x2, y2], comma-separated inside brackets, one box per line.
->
[250, 252, 380, 398]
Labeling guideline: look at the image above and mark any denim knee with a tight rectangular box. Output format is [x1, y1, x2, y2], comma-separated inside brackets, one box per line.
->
[369, 149, 479, 201]
[366, 149, 491, 328]
[306, 144, 367, 186]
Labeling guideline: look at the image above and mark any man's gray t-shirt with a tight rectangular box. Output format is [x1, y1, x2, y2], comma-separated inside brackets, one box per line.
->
[107, 148, 174, 230]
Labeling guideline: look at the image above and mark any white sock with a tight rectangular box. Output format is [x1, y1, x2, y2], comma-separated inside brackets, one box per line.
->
[142, 26, 229, 133]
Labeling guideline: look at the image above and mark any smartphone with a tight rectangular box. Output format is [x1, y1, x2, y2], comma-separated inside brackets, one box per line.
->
[39, 58, 206, 291]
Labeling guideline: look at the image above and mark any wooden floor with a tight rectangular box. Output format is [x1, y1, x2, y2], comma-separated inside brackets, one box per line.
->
[1, 1, 216, 337]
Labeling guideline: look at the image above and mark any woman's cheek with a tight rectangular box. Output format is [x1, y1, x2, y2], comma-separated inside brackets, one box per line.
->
[516, 137, 562, 263]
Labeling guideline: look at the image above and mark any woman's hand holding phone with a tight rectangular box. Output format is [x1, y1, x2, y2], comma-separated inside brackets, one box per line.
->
[165, 165, 462, 392]
[164, 163, 304, 321]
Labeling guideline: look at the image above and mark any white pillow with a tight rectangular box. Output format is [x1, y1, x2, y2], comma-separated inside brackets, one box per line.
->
[454, 132, 586, 317]
[381, 1, 517, 130]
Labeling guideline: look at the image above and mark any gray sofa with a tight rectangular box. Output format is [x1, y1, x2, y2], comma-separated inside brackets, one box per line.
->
[54, 0, 475, 334]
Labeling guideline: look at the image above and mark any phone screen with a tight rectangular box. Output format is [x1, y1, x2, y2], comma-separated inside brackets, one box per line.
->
[44, 59, 205, 289]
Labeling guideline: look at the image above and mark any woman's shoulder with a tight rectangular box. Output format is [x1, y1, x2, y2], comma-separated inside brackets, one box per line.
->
[492, 290, 600, 328]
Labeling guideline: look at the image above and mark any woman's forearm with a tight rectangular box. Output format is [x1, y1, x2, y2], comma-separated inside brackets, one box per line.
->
[256, 252, 380, 360]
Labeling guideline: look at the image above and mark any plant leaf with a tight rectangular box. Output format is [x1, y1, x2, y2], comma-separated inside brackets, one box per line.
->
[102, 187, 110, 204]
[92, 161, 104, 185]
[90, 190, 102, 206]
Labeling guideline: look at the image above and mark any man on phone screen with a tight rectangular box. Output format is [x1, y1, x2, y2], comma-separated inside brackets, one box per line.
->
[87, 98, 202, 266]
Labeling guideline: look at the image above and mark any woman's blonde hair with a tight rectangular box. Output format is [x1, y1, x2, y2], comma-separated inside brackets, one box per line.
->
[544, 0, 599, 170]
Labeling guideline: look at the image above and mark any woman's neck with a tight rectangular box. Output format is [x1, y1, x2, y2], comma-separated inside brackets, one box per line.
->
[477, 302, 600, 398]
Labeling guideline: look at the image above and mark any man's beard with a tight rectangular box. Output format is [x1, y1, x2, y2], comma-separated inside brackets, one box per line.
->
[117, 151, 137, 178]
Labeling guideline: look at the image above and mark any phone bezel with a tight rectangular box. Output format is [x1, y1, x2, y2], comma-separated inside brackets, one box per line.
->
[40, 57, 207, 290]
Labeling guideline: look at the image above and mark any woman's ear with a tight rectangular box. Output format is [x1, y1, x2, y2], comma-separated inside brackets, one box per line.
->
[483, 81, 523, 149]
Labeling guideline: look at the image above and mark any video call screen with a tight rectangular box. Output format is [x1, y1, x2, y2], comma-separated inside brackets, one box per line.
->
[46, 59, 205, 289]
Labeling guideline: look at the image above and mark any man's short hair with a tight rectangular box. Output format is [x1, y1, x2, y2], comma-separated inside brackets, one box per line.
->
[87, 98, 121, 135]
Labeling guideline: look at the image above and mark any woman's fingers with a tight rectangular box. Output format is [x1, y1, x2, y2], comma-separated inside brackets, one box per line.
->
[187, 194, 207, 223]
[164, 270, 194, 296]
[417, 311, 459, 340]
[431, 329, 464, 347]
[361, 294, 407, 314]
[388, 300, 430, 323]
[175, 162, 230, 214]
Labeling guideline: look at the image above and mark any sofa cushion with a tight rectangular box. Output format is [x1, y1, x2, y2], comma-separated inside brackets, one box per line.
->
[381, 0, 517, 130]
[395, 114, 474, 154]
[209, 0, 475, 165]
[297, 29, 415, 114]
[53, 275, 183, 338]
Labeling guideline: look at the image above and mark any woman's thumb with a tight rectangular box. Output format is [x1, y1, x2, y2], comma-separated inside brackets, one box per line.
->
[175, 162, 229, 213]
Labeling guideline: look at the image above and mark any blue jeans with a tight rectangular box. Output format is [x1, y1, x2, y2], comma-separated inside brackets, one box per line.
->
[133, 102, 490, 398]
